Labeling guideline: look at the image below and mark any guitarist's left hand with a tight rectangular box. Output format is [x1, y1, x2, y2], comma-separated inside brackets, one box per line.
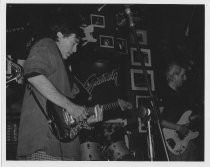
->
[87, 104, 103, 124]
[177, 125, 189, 138]
[118, 99, 133, 111]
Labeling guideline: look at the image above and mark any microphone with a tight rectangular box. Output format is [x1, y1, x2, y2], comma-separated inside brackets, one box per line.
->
[124, 5, 135, 27]
[137, 106, 151, 118]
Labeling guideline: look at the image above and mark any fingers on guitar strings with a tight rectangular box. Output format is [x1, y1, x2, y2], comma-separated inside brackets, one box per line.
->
[94, 104, 103, 122]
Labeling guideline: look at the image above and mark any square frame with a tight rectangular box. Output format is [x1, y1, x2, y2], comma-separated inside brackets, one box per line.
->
[114, 38, 128, 54]
[90, 14, 105, 28]
[130, 69, 155, 91]
[136, 95, 150, 133]
[99, 35, 114, 48]
[130, 30, 147, 45]
[136, 30, 147, 45]
[130, 48, 151, 67]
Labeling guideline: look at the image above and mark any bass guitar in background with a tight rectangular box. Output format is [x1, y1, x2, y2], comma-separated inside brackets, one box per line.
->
[162, 110, 200, 155]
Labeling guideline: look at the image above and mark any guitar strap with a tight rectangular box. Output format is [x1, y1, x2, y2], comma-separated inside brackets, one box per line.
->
[27, 83, 52, 125]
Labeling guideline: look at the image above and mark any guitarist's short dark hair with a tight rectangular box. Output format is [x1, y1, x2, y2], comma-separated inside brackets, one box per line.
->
[48, 16, 84, 41]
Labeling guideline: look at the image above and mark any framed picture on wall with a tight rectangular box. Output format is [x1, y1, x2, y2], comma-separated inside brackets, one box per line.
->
[114, 38, 127, 54]
[90, 14, 105, 28]
[130, 69, 155, 91]
[136, 95, 151, 109]
[137, 117, 147, 133]
[130, 48, 151, 67]
[137, 30, 147, 45]
[99, 35, 114, 48]
[136, 95, 151, 133]
[129, 30, 147, 45]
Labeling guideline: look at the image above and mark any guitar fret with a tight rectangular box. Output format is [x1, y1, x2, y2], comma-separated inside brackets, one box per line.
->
[80, 101, 120, 117]
[111, 103, 114, 109]
[114, 102, 118, 108]
[103, 101, 119, 111]
[106, 104, 111, 110]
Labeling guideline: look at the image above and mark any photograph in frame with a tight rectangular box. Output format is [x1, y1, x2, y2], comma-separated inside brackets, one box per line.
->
[99, 35, 114, 48]
[136, 95, 151, 133]
[114, 38, 128, 54]
[130, 48, 151, 67]
[90, 14, 105, 28]
[129, 30, 147, 45]
[130, 69, 155, 91]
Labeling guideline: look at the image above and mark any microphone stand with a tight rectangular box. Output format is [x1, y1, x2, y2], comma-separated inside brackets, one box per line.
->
[125, 6, 170, 161]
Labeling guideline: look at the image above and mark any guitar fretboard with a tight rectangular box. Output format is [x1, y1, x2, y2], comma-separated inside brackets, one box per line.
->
[85, 101, 119, 117]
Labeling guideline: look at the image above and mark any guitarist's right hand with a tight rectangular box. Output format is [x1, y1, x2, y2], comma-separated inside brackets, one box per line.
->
[66, 104, 87, 122]
[177, 125, 189, 137]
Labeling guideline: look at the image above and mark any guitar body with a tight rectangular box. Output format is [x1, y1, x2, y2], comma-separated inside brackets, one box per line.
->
[46, 100, 92, 142]
[163, 110, 199, 155]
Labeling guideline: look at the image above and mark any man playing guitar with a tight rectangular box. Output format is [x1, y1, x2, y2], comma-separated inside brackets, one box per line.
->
[160, 60, 200, 161]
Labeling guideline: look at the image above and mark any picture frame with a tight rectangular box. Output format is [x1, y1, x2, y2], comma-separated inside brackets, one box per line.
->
[114, 38, 127, 54]
[136, 95, 151, 133]
[135, 95, 151, 109]
[138, 117, 147, 133]
[130, 48, 151, 67]
[136, 30, 147, 45]
[129, 30, 147, 45]
[136, 95, 150, 133]
[99, 35, 114, 48]
[90, 14, 105, 28]
[130, 69, 155, 91]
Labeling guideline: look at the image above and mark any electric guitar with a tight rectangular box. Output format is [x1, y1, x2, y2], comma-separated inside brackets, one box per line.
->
[162, 110, 199, 155]
[46, 98, 132, 142]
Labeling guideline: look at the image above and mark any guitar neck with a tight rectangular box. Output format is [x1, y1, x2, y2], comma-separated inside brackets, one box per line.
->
[85, 101, 120, 117]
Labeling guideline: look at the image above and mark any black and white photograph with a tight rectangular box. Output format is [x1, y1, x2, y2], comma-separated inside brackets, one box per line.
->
[130, 69, 155, 91]
[114, 38, 127, 54]
[90, 14, 105, 28]
[2, 1, 207, 166]
[99, 35, 114, 48]
[130, 47, 152, 67]
[129, 30, 147, 45]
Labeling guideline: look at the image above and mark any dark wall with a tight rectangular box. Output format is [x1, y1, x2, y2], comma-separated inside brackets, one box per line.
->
[6, 3, 204, 112]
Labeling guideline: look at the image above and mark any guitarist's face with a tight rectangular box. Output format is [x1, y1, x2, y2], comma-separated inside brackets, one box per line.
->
[174, 68, 187, 88]
[56, 32, 79, 60]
